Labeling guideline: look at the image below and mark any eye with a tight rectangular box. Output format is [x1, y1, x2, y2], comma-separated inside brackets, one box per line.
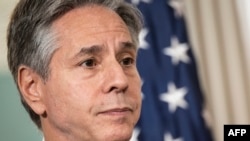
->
[120, 57, 134, 67]
[80, 58, 97, 68]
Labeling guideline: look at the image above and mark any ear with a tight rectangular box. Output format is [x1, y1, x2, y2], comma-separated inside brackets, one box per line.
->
[18, 65, 46, 115]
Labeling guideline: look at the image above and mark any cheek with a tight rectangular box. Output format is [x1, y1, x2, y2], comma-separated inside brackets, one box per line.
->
[131, 72, 142, 95]
[43, 77, 87, 112]
[128, 73, 142, 107]
[43, 79, 98, 129]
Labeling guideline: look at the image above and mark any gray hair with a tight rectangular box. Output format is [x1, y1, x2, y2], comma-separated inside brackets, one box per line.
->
[7, 0, 143, 129]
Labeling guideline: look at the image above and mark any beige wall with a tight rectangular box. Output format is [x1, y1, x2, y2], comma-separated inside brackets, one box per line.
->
[185, 0, 250, 141]
[0, 0, 18, 73]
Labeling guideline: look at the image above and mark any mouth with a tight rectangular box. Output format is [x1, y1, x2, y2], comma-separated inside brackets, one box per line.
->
[98, 107, 133, 117]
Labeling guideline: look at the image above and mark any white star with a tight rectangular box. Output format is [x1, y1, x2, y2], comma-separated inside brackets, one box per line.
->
[130, 128, 140, 141]
[163, 37, 190, 65]
[131, 0, 152, 5]
[164, 133, 183, 141]
[139, 28, 150, 49]
[159, 82, 188, 112]
[168, 0, 185, 17]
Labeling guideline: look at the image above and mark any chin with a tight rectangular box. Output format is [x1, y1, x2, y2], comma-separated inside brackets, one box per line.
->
[103, 133, 132, 141]
[100, 126, 133, 141]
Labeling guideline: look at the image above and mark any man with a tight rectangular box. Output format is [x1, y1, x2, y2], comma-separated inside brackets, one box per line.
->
[7, 0, 143, 141]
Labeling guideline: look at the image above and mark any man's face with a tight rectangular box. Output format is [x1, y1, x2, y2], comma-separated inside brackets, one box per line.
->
[40, 6, 142, 141]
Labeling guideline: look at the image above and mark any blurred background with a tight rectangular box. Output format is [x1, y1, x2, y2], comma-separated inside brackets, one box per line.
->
[0, 0, 249, 141]
[0, 0, 44, 141]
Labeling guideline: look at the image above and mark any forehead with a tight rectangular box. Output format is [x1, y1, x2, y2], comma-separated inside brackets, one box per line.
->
[51, 5, 130, 37]
[49, 5, 134, 62]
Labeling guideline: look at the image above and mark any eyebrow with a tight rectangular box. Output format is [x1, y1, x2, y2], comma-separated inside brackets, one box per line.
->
[120, 41, 137, 51]
[73, 41, 137, 59]
[74, 45, 103, 59]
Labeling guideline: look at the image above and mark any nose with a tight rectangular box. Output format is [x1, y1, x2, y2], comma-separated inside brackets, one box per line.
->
[103, 61, 129, 94]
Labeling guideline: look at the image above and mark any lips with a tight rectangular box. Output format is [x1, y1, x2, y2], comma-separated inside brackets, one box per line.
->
[98, 107, 133, 116]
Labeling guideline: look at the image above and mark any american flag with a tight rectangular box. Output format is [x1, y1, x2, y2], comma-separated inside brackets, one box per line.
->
[126, 0, 214, 141]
